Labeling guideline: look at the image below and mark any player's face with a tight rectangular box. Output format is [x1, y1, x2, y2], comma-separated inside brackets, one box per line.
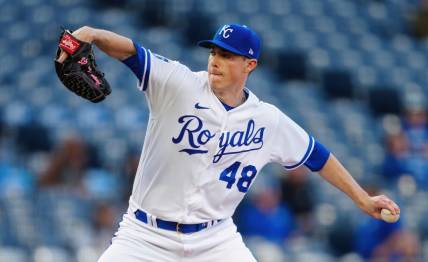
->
[208, 47, 256, 90]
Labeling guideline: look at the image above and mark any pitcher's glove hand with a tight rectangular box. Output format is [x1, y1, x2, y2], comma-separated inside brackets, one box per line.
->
[54, 29, 111, 103]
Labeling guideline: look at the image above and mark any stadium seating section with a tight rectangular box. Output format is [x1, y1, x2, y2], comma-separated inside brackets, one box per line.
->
[0, 0, 427, 261]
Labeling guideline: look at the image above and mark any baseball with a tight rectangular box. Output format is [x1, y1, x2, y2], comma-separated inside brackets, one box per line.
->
[381, 208, 400, 223]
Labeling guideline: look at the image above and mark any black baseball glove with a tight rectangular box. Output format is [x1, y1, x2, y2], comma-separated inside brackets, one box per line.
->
[54, 29, 111, 103]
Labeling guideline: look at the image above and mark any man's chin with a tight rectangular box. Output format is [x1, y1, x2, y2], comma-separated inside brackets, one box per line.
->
[209, 78, 223, 89]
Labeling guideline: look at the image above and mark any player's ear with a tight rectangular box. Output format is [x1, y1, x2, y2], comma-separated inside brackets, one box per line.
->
[245, 59, 257, 74]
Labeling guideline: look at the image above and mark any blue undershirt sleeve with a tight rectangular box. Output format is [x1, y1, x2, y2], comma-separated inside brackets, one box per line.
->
[304, 140, 330, 172]
[121, 41, 146, 84]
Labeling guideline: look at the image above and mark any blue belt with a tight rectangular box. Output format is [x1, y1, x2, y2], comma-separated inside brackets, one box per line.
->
[134, 209, 221, 234]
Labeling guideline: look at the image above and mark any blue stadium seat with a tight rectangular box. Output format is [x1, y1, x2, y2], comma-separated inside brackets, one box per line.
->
[33, 246, 72, 262]
[0, 247, 29, 262]
[75, 246, 101, 262]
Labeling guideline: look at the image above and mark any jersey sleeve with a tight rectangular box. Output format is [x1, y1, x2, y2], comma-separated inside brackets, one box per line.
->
[270, 109, 315, 170]
[304, 140, 330, 171]
[121, 41, 190, 114]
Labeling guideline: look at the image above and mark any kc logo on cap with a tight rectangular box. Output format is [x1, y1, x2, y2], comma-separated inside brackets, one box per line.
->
[198, 23, 261, 60]
[219, 25, 234, 39]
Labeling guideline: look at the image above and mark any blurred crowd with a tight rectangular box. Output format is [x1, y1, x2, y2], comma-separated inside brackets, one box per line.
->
[0, 127, 140, 255]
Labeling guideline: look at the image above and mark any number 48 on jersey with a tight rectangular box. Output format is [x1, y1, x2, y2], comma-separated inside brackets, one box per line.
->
[219, 161, 257, 193]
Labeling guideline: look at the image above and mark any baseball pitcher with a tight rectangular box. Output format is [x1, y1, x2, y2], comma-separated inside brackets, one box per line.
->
[55, 24, 400, 261]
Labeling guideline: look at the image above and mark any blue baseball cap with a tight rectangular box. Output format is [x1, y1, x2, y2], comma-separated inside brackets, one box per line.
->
[198, 24, 261, 60]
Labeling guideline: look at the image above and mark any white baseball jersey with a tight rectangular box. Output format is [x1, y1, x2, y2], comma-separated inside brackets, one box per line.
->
[128, 44, 314, 224]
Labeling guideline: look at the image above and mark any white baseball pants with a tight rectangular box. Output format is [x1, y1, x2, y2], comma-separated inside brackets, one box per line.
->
[97, 209, 257, 262]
